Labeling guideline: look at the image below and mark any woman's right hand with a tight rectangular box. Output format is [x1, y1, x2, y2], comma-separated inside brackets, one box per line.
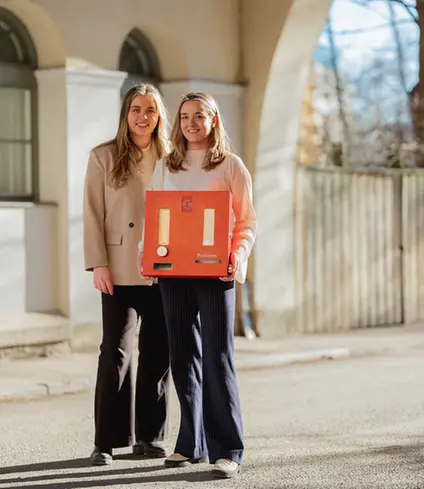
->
[93, 266, 114, 295]
[137, 250, 154, 280]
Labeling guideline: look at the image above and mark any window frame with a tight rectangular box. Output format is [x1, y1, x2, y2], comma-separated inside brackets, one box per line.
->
[119, 28, 161, 96]
[0, 7, 38, 203]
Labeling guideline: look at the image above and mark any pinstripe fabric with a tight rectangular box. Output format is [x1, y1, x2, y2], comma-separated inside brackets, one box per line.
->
[95, 285, 170, 449]
[159, 278, 244, 464]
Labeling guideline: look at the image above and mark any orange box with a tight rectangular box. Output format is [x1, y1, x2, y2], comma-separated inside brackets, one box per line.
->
[143, 190, 232, 278]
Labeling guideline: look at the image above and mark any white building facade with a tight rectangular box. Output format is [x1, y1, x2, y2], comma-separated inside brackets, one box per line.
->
[0, 0, 332, 345]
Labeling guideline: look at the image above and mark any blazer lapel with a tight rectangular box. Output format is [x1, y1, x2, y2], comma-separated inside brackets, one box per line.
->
[127, 170, 145, 213]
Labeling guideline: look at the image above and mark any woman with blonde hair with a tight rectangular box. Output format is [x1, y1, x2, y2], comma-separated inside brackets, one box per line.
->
[139, 92, 257, 478]
[83, 83, 170, 466]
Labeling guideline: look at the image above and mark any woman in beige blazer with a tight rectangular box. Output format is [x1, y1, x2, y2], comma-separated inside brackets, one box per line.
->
[83, 84, 170, 466]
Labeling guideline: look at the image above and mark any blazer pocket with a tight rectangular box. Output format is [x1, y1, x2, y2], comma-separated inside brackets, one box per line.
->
[105, 232, 123, 246]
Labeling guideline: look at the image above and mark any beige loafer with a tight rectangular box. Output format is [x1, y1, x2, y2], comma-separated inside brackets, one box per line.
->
[164, 453, 208, 468]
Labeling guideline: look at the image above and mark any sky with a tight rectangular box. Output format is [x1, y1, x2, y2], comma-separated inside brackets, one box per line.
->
[319, 0, 417, 60]
[315, 0, 419, 89]
[330, 0, 414, 33]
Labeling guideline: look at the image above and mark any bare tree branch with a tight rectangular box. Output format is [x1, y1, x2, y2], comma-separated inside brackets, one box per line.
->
[387, 0, 414, 142]
[388, 0, 418, 23]
[350, 0, 418, 24]
[349, 0, 389, 20]
[333, 18, 414, 36]
[326, 19, 351, 165]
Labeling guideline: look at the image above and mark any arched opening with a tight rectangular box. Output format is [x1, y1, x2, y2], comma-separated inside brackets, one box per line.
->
[297, 0, 419, 169]
[241, 0, 333, 336]
[118, 28, 161, 94]
[0, 7, 37, 201]
[293, 0, 421, 332]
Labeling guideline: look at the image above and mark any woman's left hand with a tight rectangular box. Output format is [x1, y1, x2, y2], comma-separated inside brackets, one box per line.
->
[220, 253, 238, 282]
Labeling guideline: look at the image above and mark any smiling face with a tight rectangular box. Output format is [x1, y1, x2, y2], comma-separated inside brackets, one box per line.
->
[180, 100, 217, 150]
[127, 95, 159, 146]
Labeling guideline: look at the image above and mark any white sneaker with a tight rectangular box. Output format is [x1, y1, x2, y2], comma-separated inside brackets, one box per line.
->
[212, 458, 240, 478]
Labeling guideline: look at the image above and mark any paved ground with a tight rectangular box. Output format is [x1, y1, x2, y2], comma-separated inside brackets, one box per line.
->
[0, 343, 422, 488]
[1, 324, 423, 403]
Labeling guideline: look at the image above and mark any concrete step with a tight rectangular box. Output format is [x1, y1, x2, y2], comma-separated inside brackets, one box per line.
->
[0, 313, 70, 358]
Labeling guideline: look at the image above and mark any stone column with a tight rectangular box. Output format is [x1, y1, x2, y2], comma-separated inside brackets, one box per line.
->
[35, 68, 68, 316]
[65, 67, 126, 325]
[35, 66, 126, 325]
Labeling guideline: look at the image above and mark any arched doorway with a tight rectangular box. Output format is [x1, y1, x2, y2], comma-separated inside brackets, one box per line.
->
[0, 7, 37, 201]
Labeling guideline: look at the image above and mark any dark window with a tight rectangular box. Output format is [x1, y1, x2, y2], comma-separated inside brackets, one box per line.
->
[0, 8, 37, 201]
[119, 28, 161, 94]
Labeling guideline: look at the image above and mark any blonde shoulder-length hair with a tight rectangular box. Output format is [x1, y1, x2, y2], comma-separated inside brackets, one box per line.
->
[95, 83, 169, 189]
[165, 92, 231, 173]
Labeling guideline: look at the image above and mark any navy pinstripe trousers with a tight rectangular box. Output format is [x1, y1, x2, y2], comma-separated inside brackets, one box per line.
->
[159, 278, 244, 464]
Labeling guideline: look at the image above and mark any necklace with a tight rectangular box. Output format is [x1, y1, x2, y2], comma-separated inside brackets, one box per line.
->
[133, 159, 144, 175]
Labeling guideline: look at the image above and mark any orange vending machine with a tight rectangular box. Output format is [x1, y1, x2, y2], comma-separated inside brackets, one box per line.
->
[143, 190, 232, 278]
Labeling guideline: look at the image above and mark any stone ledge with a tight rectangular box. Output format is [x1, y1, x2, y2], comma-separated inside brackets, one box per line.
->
[0, 313, 70, 350]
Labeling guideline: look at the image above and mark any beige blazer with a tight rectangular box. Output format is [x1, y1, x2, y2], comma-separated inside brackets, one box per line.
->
[83, 142, 157, 286]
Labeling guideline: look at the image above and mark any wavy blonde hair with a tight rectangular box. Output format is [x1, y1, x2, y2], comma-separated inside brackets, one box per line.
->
[165, 92, 231, 173]
[96, 83, 169, 189]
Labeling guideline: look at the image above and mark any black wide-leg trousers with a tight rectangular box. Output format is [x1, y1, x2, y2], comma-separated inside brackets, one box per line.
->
[94, 284, 170, 449]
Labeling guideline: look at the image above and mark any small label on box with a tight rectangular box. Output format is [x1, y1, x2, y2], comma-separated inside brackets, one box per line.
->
[181, 196, 193, 212]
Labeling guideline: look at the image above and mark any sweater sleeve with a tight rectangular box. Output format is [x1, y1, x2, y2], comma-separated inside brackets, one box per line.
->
[229, 154, 257, 264]
[83, 150, 108, 271]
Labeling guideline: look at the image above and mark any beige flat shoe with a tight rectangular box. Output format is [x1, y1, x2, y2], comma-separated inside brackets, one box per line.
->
[164, 453, 208, 467]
